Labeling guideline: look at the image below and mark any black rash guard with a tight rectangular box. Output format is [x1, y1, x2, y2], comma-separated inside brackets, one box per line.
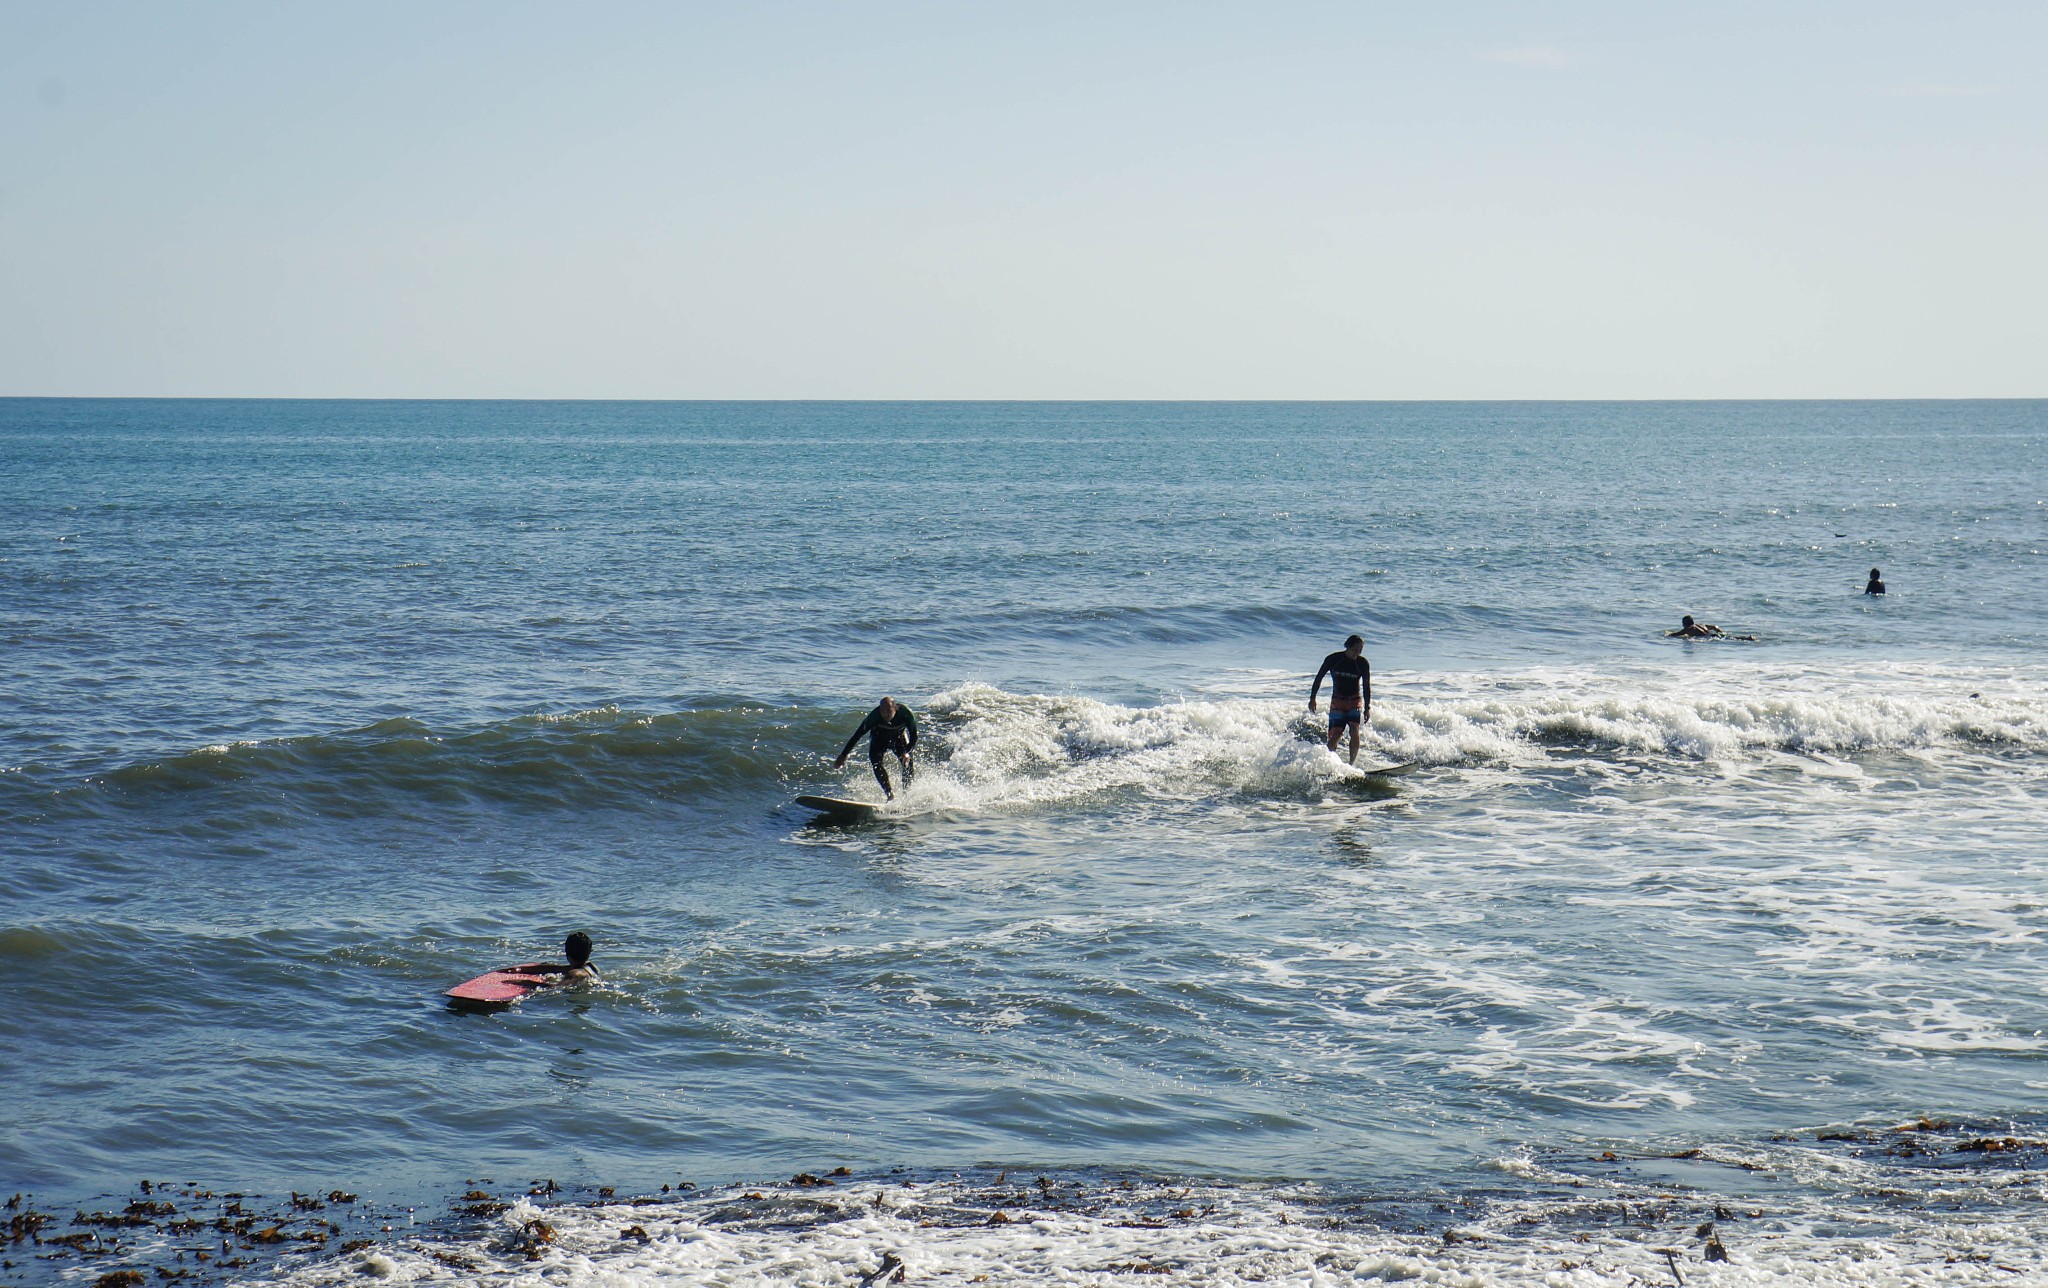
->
[840, 705, 919, 760]
[1311, 651, 1371, 708]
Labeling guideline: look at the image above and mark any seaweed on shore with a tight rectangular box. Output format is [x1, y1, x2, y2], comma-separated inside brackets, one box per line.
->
[0, 1183, 405, 1288]
[9, 1123, 2046, 1288]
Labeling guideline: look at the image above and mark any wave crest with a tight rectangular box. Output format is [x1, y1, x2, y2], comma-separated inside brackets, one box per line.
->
[1387, 682, 2046, 762]
[16, 673, 2043, 820]
[74, 704, 813, 814]
[902, 676, 2045, 812]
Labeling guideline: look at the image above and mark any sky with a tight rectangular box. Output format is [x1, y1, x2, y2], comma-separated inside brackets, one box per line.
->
[1, 1, 2042, 398]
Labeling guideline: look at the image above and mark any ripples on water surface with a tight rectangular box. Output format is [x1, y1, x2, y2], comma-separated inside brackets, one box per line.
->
[2, 400, 2044, 1284]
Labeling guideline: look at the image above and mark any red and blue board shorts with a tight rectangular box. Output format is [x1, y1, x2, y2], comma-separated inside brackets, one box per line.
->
[1328, 696, 1363, 727]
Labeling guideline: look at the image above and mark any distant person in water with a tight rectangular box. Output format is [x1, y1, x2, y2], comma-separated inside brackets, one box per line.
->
[1865, 567, 1886, 595]
[1669, 615, 1757, 641]
[835, 696, 918, 800]
[515, 932, 599, 985]
[1309, 634, 1372, 764]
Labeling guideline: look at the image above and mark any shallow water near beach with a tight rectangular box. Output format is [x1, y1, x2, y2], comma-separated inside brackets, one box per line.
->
[3, 399, 2045, 1285]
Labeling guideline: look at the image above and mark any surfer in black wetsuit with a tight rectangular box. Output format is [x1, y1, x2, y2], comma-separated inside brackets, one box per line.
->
[1865, 567, 1886, 595]
[835, 696, 918, 800]
[1309, 635, 1372, 765]
[1669, 614, 1758, 641]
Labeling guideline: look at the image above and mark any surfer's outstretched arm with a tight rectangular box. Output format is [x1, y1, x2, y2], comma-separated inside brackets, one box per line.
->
[834, 712, 876, 767]
[1308, 659, 1332, 711]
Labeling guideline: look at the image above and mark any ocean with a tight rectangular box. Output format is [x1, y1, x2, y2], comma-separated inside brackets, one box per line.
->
[2, 399, 2044, 1286]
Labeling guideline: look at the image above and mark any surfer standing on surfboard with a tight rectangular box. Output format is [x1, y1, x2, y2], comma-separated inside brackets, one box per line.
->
[834, 696, 918, 801]
[1309, 635, 1372, 765]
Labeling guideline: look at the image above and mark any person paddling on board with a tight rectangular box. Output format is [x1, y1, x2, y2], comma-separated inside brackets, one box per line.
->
[835, 696, 918, 800]
[1865, 567, 1886, 595]
[1309, 634, 1372, 765]
[1669, 614, 1757, 641]
[512, 932, 600, 986]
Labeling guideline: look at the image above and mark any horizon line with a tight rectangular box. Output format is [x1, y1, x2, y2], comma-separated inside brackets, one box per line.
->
[3, 395, 2045, 405]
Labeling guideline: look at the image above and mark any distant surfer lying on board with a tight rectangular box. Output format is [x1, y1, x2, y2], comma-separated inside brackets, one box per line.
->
[835, 696, 918, 800]
[1309, 634, 1372, 765]
[1668, 615, 1758, 641]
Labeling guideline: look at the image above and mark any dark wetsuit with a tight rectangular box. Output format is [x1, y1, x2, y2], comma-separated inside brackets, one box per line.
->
[1311, 651, 1371, 726]
[1865, 577, 1886, 595]
[840, 705, 918, 794]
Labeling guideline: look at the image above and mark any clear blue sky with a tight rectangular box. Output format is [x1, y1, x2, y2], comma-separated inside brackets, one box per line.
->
[2, 2, 2041, 397]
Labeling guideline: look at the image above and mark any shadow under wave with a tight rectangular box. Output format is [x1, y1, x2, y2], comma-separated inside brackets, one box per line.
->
[31, 704, 832, 820]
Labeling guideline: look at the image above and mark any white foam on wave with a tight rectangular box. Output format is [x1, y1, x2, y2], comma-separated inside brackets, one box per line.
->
[1348, 661, 2048, 764]
[847, 670, 2047, 815]
[274, 1171, 2048, 1288]
[834, 685, 1360, 813]
[1400, 687, 2045, 762]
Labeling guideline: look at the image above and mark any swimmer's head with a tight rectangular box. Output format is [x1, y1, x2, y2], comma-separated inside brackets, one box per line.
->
[1870, 568, 1881, 579]
[1344, 634, 1364, 653]
[1681, 615, 1696, 627]
[878, 696, 897, 717]
[565, 931, 592, 965]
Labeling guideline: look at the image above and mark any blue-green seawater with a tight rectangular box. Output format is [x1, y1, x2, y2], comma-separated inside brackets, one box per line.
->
[2, 400, 2045, 1282]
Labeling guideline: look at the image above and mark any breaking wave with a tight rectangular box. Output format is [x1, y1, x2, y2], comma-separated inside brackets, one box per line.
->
[889, 672, 2046, 813]
[9, 668, 2041, 822]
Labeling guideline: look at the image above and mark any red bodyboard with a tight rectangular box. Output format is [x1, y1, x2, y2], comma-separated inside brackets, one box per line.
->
[445, 968, 549, 1009]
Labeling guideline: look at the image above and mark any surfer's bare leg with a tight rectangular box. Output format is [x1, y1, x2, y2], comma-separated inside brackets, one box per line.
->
[1346, 721, 1360, 764]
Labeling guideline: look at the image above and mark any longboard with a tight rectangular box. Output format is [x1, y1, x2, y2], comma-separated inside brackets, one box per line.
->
[795, 795, 883, 818]
[446, 968, 549, 1011]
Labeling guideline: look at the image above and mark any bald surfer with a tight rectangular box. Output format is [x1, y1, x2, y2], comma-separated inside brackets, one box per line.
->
[1309, 635, 1372, 765]
[835, 696, 918, 800]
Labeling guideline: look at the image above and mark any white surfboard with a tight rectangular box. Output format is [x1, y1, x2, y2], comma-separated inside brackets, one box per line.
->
[795, 794, 883, 818]
[1354, 760, 1417, 778]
